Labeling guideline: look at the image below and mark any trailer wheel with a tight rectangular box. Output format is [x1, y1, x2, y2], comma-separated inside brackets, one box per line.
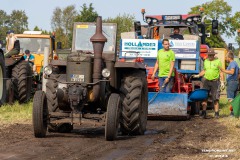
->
[190, 102, 200, 115]
[33, 91, 48, 138]
[120, 74, 147, 135]
[105, 93, 121, 141]
[12, 61, 32, 103]
[46, 77, 73, 133]
[0, 53, 6, 106]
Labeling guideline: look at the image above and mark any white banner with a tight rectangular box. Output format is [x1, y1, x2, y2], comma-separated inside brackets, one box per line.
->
[169, 40, 197, 49]
[121, 39, 158, 58]
[175, 54, 196, 58]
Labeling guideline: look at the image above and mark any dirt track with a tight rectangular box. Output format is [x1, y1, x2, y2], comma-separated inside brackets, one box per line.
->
[0, 116, 239, 160]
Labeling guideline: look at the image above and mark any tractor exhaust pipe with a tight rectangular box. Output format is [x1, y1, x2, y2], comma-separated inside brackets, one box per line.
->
[90, 16, 107, 102]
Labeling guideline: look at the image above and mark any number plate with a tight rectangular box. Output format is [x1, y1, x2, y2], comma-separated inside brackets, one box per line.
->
[70, 74, 84, 82]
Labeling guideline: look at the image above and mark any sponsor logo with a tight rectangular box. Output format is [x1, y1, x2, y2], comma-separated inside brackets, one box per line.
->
[124, 41, 156, 47]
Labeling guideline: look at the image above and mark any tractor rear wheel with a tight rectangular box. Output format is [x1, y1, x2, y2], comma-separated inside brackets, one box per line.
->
[6, 79, 14, 104]
[46, 77, 73, 133]
[105, 93, 121, 141]
[120, 73, 148, 135]
[0, 53, 6, 106]
[12, 61, 32, 103]
[33, 91, 48, 138]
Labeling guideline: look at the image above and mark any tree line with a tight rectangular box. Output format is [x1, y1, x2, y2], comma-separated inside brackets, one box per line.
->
[0, 1, 240, 52]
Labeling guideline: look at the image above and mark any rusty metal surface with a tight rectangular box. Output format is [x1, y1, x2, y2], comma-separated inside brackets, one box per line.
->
[90, 16, 107, 43]
[49, 112, 106, 126]
[89, 16, 107, 102]
[51, 118, 105, 126]
[50, 59, 67, 66]
[5, 57, 21, 67]
[114, 61, 146, 69]
[49, 112, 70, 118]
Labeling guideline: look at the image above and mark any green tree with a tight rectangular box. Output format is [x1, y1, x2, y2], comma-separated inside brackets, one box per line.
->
[103, 13, 135, 48]
[33, 26, 41, 31]
[9, 10, 28, 34]
[189, 0, 240, 48]
[0, 10, 9, 42]
[51, 5, 77, 48]
[75, 3, 98, 22]
[33, 26, 51, 35]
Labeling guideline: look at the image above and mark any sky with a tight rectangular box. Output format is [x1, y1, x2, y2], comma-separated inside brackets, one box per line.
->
[1, 0, 239, 44]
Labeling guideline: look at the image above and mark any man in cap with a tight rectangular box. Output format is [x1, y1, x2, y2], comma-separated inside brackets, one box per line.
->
[24, 49, 35, 65]
[193, 48, 224, 118]
[24, 49, 36, 72]
[5, 30, 20, 58]
[170, 27, 184, 40]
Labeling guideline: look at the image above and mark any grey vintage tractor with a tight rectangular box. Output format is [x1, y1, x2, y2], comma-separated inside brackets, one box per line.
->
[32, 16, 148, 141]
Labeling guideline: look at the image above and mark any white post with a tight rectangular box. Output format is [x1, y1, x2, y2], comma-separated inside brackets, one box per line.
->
[42, 47, 49, 92]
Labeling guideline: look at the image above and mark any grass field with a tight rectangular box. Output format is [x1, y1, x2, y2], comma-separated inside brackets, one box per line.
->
[0, 101, 32, 125]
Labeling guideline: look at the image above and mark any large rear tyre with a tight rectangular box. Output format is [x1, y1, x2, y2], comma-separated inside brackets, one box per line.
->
[0, 53, 6, 106]
[46, 77, 73, 133]
[33, 91, 48, 138]
[12, 61, 32, 103]
[6, 79, 14, 104]
[105, 93, 121, 141]
[120, 73, 148, 135]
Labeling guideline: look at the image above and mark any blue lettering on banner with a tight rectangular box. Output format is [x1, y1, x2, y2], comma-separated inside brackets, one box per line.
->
[124, 41, 156, 47]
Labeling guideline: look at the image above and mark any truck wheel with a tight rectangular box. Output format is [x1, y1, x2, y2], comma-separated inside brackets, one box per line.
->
[46, 78, 73, 133]
[120, 75, 147, 135]
[0, 53, 6, 106]
[33, 91, 48, 138]
[105, 93, 121, 141]
[12, 61, 32, 103]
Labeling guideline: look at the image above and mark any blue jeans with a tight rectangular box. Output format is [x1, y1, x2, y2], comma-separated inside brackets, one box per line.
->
[159, 77, 174, 93]
[227, 80, 239, 100]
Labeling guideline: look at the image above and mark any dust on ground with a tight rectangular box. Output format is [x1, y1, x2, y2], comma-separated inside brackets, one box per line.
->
[0, 115, 239, 160]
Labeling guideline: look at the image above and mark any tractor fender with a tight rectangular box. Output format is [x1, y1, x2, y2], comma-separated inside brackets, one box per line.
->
[114, 61, 146, 70]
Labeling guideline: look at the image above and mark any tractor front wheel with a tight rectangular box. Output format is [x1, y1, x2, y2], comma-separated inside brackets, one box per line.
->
[33, 91, 48, 138]
[105, 93, 121, 141]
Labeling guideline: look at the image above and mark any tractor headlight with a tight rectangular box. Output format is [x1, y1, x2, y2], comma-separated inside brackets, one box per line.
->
[152, 19, 157, 23]
[193, 17, 199, 21]
[44, 66, 53, 76]
[102, 68, 110, 78]
[187, 18, 192, 22]
[146, 18, 151, 24]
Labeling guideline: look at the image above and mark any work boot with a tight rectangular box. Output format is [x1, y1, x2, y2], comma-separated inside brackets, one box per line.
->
[200, 110, 207, 119]
[214, 111, 219, 119]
